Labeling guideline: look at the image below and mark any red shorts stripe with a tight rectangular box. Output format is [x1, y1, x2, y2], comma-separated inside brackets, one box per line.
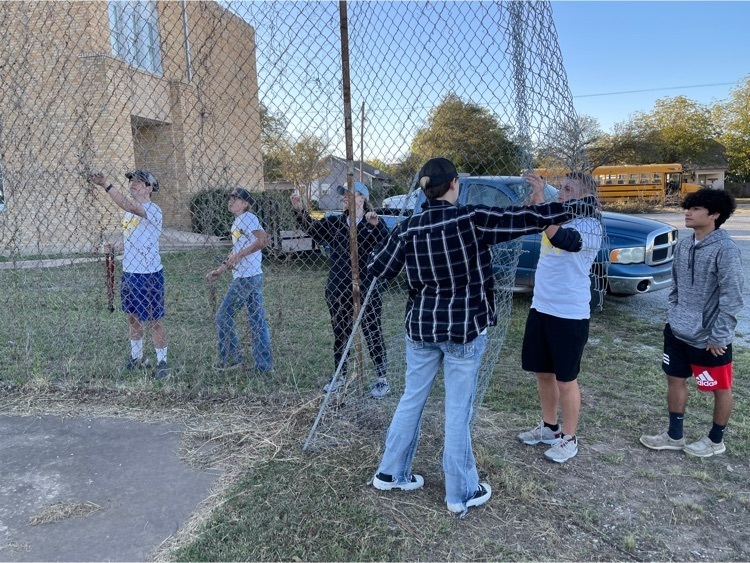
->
[691, 363, 733, 391]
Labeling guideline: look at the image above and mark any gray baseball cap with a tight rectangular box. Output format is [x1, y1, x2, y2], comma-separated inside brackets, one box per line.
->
[125, 169, 159, 192]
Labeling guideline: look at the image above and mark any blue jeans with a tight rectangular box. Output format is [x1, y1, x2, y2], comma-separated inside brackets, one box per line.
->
[215, 275, 273, 372]
[377, 334, 487, 505]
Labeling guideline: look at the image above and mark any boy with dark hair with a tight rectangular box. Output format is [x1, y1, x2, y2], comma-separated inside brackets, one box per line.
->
[640, 188, 743, 457]
[368, 157, 596, 514]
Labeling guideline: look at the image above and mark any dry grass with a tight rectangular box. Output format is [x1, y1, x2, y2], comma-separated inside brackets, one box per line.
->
[28, 501, 102, 525]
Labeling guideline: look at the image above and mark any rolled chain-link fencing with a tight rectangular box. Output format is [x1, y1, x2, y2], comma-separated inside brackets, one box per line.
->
[0, 0, 602, 449]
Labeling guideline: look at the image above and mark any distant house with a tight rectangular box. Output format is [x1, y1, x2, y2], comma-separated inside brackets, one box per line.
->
[685, 141, 729, 189]
[0, 1, 262, 255]
[312, 156, 395, 210]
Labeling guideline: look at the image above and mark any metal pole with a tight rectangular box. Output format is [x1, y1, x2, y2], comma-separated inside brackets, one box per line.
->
[360, 101, 365, 183]
[338, 0, 366, 388]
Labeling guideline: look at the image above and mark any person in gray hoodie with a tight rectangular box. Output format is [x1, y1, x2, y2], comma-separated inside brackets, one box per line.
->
[640, 188, 743, 458]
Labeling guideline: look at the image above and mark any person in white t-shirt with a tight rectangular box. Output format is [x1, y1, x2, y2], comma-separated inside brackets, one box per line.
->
[206, 188, 273, 373]
[516, 172, 603, 463]
[90, 169, 170, 379]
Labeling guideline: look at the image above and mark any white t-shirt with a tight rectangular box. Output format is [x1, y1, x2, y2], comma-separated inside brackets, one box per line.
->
[231, 211, 264, 279]
[531, 217, 603, 320]
[122, 202, 163, 274]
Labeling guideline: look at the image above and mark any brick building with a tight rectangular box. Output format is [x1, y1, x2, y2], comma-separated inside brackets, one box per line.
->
[0, 1, 262, 255]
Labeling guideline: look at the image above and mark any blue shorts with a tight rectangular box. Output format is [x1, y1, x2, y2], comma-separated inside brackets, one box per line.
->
[121, 270, 165, 321]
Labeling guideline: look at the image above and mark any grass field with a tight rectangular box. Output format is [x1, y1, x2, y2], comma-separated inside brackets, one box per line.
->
[1, 250, 749, 561]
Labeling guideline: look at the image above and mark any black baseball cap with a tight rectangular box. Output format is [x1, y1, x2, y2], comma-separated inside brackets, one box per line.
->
[418, 158, 458, 188]
[229, 187, 254, 205]
[125, 169, 159, 192]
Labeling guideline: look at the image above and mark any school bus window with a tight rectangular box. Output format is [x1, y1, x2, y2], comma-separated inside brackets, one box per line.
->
[617, 174, 626, 184]
[595, 175, 604, 186]
[640, 173, 650, 183]
[629, 174, 638, 184]
[652, 173, 662, 184]
[605, 174, 616, 185]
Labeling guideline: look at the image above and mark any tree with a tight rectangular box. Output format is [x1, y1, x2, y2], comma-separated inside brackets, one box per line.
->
[715, 75, 750, 180]
[279, 134, 330, 204]
[536, 114, 605, 170]
[603, 96, 717, 166]
[411, 93, 521, 175]
[259, 103, 288, 182]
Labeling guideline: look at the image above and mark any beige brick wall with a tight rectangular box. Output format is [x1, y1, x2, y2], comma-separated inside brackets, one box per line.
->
[0, 1, 262, 255]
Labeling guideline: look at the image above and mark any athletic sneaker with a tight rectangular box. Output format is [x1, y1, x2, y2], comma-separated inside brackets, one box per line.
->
[447, 483, 492, 513]
[370, 379, 390, 399]
[639, 431, 686, 451]
[155, 360, 171, 379]
[544, 435, 578, 463]
[372, 472, 424, 491]
[323, 377, 346, 393]
[123, 356, 150, 371]
[517, 421, 561, 445]
[684, 436, 726, 458]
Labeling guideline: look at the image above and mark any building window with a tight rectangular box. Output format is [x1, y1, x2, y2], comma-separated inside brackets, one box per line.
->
[108, 1, 163, 75]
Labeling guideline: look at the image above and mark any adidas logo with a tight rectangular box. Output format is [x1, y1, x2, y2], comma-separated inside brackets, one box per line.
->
[695, 370, 718, 387]
[662, 353, 670, 365]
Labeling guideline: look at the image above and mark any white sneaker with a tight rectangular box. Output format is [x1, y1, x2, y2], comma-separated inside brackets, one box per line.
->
[517, 421, 561, 445]
[370, 379, 390, 399]
[639, 431, 686, 451]
[544, 435, 578, 463]
[684, 436, 726, 458]
[323, 377, 346, 393]
[447, 483, 492, 513]
[372, 472, 424, 491]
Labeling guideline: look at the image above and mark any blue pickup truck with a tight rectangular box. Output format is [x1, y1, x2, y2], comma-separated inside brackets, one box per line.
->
[377, 176, 678, 302]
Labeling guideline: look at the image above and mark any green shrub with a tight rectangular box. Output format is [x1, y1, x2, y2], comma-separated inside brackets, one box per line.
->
[189, 188, 233, 238]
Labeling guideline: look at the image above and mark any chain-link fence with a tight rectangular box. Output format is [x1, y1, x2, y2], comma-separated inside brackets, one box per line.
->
[0, 0, 598, 448]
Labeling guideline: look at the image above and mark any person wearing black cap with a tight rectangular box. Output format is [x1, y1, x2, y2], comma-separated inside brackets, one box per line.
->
[89, 169, 170, 379]
[366, 157, 596, 515]
[206, 188, 274, 373]
[290, 181, 390, 398]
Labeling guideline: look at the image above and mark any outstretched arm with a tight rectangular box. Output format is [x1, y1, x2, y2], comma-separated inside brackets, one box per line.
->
[89, 171, 147, 218]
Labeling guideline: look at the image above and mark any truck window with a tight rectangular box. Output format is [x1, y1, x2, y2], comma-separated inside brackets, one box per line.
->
[466, 183, 513, 208]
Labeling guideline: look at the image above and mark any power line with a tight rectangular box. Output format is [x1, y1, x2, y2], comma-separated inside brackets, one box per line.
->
[574, 82, 735, 99]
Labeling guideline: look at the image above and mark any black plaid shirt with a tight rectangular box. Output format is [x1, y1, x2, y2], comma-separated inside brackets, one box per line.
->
[367, 199, 581, 343]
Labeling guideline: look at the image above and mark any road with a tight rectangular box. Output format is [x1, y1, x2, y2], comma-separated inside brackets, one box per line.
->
[607, 205, 750, 346]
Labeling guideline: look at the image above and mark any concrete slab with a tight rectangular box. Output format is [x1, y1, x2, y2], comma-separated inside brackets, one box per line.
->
[0, 415, 220, 562]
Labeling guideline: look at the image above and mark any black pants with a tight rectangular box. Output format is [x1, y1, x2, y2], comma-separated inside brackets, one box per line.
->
[325, 282, 387, 379]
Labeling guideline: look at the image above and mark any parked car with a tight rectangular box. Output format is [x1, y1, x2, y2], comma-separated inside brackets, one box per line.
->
[378, 176, 678, 303]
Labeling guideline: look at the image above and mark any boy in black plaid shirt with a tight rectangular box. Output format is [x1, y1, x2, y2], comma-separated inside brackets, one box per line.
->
[367, 157, 595, 514]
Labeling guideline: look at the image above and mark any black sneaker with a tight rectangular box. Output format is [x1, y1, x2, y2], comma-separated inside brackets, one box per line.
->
[372, 472, 424, 491]
[447, 482, 492, 513]
[123, 356, 150, 371]
[155, 360, 171, 379]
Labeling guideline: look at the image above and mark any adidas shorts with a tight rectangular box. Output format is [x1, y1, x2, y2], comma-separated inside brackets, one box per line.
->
[662, 324, 733, 391]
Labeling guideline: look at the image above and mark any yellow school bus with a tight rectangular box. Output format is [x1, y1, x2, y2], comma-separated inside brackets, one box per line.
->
[534, 163, 701, 202]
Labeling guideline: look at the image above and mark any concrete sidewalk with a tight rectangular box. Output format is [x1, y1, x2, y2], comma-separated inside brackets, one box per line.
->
[0, 415, 220, 562]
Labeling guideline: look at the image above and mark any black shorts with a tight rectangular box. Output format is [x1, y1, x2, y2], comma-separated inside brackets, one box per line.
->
[662, 324, 733, 390]
[521, 308, 590, 382]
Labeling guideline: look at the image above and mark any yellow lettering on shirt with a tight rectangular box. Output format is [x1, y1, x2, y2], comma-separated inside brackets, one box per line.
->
[123, 216, 140, 238]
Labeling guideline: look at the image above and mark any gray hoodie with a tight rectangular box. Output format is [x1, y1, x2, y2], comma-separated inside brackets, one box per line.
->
[667, 228, 744, 348]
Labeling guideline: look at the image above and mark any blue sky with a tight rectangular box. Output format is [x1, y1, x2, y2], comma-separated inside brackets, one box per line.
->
[551, 1, 750, 132]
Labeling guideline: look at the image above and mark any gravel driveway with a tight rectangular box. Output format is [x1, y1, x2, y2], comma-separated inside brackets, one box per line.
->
[606, 206, 750, 347]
